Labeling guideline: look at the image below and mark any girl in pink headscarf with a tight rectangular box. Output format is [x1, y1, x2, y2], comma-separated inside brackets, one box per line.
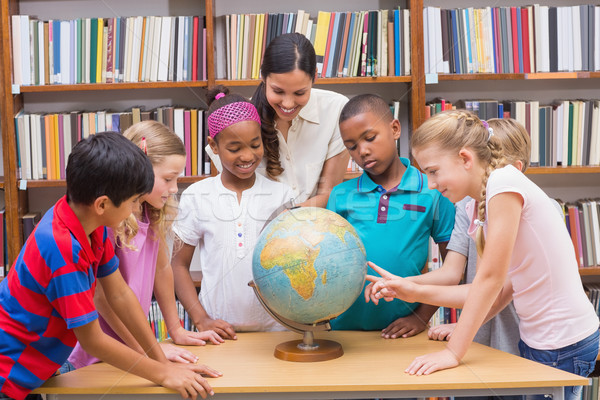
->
[172, 86, 294, 341]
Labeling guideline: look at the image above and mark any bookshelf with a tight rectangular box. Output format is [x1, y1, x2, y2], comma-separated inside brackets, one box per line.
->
[1, 0, 599, 271]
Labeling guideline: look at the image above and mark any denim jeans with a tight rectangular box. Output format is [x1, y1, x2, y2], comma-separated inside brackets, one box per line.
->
[58, 360, 76, 374]
[518, 329, 599, 400]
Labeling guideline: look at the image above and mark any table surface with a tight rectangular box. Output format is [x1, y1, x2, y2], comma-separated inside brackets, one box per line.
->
[37, 331, 588, 396]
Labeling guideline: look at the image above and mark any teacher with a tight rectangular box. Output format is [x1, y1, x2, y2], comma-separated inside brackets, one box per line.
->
[208, 33, 350, 207]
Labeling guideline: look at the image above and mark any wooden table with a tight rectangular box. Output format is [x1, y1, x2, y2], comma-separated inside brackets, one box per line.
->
[36, 331, 588, 400]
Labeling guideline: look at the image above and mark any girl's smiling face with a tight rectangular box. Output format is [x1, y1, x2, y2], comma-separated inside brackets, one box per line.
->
[209, 120, 264, 182]
[142, 154, 186, 210]
[264, 69, 312, 123]
[413, 145, 477, 203]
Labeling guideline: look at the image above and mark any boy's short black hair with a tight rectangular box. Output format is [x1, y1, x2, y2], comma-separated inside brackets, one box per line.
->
[66, 131, 154, 207]
[339, 94, 393, 125]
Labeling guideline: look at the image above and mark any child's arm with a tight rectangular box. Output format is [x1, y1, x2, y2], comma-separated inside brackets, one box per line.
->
[366, 262, 471, 309]
[93, 279, 146, 354]
[154, 242, 225, 351]
[407, 251, 467, 285]
[406, 192, 522, 375]
[171, 237, 237, 340]
[73, 319, 221, 399]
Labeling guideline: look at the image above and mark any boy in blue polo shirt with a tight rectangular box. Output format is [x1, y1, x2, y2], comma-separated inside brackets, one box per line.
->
[0, 132, 220, 400]
[327, 94, 455, 338]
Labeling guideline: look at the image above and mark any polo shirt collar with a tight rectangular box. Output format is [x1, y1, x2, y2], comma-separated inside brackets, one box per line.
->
[55, 195, 103, 263]
[358, 157, 423, 193]
[296, 89, 320, 124]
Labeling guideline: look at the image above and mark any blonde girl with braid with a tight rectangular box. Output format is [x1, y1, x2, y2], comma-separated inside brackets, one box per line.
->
[364, 111, 598, 399]
[65, 121, 223, 373]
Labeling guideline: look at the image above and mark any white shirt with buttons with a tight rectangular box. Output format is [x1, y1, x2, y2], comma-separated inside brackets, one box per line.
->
[173, 173, 294, 331]
[207, 88, 348, 204]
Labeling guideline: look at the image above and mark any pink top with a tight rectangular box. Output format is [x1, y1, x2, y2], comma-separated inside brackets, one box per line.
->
[68, 206, 160, 368]
[466, 165, 598, 350]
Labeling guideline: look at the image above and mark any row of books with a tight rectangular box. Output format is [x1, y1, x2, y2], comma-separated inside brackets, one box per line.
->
[585, 283, 600, 318]
[560, 199, 600, 269]
[214, 8, 411, 80]
[426, 98, 600, 168]
[149, 300, 196, 342]
[14, 106, 211, 181]
[582, 376, 600, 400]
[427, 238, 461, 327]
[424, 5, 600, 75]
[11, 15, 207, 86]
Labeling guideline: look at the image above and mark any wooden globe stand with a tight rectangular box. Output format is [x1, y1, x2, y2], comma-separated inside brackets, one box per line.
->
[249, 281, 344, 362]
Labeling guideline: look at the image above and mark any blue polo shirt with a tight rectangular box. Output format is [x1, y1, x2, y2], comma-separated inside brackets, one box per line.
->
[326, 157, 455, 330]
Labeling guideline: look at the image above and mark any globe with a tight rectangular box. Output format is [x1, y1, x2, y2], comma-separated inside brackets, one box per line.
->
[251, 207, 367, 361]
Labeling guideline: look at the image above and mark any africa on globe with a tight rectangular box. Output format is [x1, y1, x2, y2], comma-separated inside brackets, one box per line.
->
[251, 207, 367, 361]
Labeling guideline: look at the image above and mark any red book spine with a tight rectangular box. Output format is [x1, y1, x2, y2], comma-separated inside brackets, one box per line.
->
[510, 7, 519, 73]
[192, 16, 199, 81]
[321, 12, 336, 78]
[521, 8, 531, 73]
[494, 8, 502, 74]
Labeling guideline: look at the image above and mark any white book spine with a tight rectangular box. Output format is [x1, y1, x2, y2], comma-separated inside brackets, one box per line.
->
[60, 20, 70, 85]
[150, 16, 162, 82]
[157, 16, 171, 81]
[176, 16, 185, 81]
[20, 15, 31, 85]
[403, 10, 410, 75]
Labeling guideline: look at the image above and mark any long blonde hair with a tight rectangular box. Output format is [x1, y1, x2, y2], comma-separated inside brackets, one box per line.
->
[114, 120, 186, 248]
[411, 110, 505, 256]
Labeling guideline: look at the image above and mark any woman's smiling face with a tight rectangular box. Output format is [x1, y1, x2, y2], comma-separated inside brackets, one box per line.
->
[264, 69, 313, 123]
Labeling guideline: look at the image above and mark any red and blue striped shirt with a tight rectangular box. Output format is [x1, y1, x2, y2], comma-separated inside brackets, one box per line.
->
[0, 196, 118, 399]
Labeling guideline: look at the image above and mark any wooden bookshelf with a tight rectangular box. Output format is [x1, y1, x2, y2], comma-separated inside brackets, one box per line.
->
[217, 76, 413, 87]
[16, 81, 209, 93]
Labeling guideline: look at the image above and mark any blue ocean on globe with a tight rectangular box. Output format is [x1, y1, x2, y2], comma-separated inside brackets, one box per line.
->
[252, 207, 367, 325]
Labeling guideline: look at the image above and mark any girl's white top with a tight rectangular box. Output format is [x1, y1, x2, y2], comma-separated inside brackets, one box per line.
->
[173, 173, 293, 331]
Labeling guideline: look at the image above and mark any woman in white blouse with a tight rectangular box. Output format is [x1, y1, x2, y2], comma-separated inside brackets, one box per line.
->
[250, 33, 349, 207]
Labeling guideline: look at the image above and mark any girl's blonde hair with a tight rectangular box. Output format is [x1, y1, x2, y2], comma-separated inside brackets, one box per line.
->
[114, 120, 186, 248]
[411, 110, 505, 256]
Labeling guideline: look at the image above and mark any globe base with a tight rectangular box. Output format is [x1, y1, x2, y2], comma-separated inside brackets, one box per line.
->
[274, 339, 343, 362]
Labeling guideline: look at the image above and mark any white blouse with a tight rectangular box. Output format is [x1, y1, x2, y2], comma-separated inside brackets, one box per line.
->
[173, 173, 293, 331]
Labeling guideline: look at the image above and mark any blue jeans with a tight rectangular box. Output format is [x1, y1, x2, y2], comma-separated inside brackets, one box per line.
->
[58, 360, 76, 374]
[518, 329, 599, 400]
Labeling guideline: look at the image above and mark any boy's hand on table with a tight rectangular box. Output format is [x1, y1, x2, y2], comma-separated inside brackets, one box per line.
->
[381, 314, 428, 339]
[428, 323, 456, 341]
[171, 326, 225, 346]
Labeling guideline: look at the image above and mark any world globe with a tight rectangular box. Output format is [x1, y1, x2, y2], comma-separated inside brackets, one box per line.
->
[251, 207, 367, 361]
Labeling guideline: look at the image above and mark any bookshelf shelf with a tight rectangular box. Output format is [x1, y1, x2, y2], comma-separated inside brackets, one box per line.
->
[17, 81, 209, 93]
[579, 267, 600, 276]
[438, 73, 526, 81]
[526, 166, 600, 175]
[217, 76, 412, 87]
[437, 72, 600, 82]
[22, 175, 212, 188]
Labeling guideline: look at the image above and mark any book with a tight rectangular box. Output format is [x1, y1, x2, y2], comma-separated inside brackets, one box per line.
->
[22, 212, 41, 244]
